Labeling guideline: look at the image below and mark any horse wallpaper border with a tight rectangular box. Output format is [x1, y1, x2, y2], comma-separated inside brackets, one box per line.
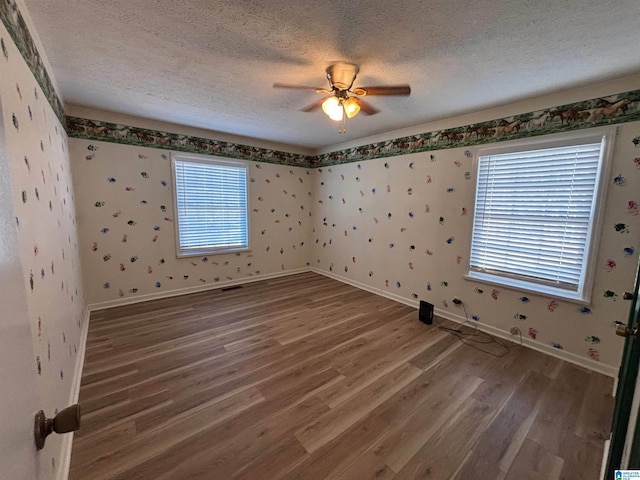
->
[314, 90, 640, 166]
[66, 89, 640, 168]
[0, 0, 64, 124]
[65, 116, 313, 168]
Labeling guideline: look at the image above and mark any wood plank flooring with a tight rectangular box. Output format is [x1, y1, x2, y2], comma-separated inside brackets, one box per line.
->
[70, 272, 614, 479]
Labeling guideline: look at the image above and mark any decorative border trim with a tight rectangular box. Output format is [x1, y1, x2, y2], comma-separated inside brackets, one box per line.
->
[66, 116, 313, 167]
[0, 0, 65, 124]
[67, 87, 640, 168]
[311, 268, 618, 378]
[314, 89, 640, 166]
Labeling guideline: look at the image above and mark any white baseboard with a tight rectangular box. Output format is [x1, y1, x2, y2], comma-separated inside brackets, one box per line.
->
[311, 268, 618, 378]
[311, 268, 419, 309]
[434, 306, 618, 378]
[88, 268, 311, 311]
[600, 438, 611, 480]
[57, 307, 91, 480]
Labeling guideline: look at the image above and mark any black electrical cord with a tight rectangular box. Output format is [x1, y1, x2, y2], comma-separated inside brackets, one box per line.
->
[435, 300, 522, 357]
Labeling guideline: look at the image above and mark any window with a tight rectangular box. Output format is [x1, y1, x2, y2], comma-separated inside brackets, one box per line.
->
[172, 154, 249, 257]
[467, 128, 614, 303]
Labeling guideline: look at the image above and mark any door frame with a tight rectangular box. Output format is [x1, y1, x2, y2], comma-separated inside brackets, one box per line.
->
[604, 258, 640, 476]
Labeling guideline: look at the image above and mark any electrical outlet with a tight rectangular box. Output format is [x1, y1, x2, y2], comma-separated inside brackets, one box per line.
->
[510, 327, 521, 335]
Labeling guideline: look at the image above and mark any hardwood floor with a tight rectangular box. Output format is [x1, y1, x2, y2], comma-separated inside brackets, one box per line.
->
[70, 272, 614, 479]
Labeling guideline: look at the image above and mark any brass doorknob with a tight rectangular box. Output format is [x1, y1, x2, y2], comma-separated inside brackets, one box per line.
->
[34, 404, 81, 450]
[616, 324, 630, 337]
[616, 324, 639, 338]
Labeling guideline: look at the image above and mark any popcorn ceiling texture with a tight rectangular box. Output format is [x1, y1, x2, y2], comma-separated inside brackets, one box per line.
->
[23, 0, 640, 148]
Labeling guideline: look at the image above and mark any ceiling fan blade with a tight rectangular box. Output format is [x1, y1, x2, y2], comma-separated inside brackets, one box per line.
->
[354, 97, 379, 115]
[301, 97, 326, 112]
[273, 83, 332, 94]
[353, 85, 411, 96]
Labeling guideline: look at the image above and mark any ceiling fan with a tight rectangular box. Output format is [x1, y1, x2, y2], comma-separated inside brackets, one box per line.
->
[273, 62, 411, 130]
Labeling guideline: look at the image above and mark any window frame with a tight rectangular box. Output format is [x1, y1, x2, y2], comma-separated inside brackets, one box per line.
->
[171, 152, 250, 258]
[465, 126, 616, 304]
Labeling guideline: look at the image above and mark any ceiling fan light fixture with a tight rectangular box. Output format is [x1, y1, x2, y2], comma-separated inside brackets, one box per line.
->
[322, 96, 343, 121]
[274, 62, 410, 128]
[328, 106, 344, 122]
[343, 97, 360, 118]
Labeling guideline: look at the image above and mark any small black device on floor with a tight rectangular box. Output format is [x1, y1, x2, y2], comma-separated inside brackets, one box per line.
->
[418, 300, 434, 325]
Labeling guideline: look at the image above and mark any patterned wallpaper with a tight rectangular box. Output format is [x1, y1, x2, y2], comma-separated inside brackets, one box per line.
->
[69, 140, 312, 305]
[1, 22, 85, 479]
[67, 97, 640, 373]
[311, 122, 640, 371]
[68, 117, 640, 372]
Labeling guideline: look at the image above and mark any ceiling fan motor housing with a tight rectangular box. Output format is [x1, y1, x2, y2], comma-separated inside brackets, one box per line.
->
[326, 62, 359, 91]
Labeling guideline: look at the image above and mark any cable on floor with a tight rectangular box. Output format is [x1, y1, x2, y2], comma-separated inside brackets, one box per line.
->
[434, 301, 522, 357]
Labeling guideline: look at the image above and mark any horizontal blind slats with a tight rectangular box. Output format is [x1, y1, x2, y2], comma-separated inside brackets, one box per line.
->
[174, 159, 248, 251]
[470, 141, 602, 290]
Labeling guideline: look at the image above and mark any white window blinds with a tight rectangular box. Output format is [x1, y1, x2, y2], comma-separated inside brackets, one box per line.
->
[470, 141, 604, 294]
[173, 157, 249, 256]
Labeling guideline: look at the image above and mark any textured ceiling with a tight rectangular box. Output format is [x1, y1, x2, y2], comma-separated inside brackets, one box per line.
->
[24, 0, 640, 151]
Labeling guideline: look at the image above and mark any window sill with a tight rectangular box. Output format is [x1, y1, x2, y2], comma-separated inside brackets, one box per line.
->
[177, 246, 250, 258]
[463, 272, 591, 306]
